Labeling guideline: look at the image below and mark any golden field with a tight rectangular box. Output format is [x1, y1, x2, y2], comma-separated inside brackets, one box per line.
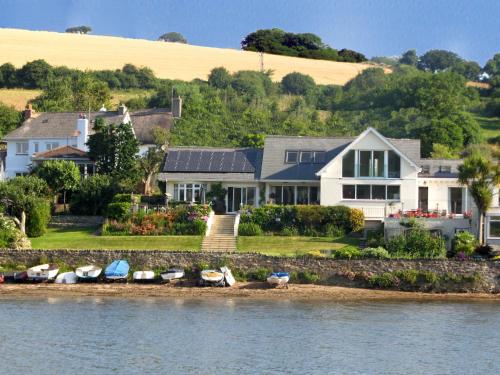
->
[0, 28, 381, 85]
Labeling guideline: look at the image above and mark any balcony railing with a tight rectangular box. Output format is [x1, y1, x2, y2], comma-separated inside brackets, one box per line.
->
[387, 209, 472, 220]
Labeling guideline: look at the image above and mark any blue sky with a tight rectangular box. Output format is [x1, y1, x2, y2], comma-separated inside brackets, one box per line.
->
[0, 0, 499, 65]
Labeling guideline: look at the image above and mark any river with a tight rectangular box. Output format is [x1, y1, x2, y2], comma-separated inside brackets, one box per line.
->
[0, 298, 498, 374]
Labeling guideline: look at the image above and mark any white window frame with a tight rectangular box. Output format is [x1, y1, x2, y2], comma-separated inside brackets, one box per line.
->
[487, 216, 500, 239]
[285, 150, 299, 164]
[342, 184, 401, 201]
[173, 183, 206, 203]
[45, 142, 60, 151]
[15, 142, 29, 155]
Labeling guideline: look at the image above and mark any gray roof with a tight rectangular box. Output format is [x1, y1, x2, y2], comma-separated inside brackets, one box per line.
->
[260, 136, 355, 180]
[387, 138, 421, 163]
[161, 147, 262, 180]
[418, 159, 462, 178]
[3, 109, 173, 145]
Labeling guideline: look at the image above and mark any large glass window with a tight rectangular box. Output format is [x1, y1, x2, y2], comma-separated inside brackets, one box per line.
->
[174, 183, 206, 203]
[359, 151, 371, 177]
[272, 185, 319, 205]
[388, 151, 401, 178]
[297, 186, 309, 204]
[449, 187, 464, 214]
[309, 186, 319, 204]
[489, 216, 500, 238]
[373, 151, 385, 177]
[357, 184, 371, 199]
[342, 185, 400, 200]
[372, 185, 386, 200]
[342, 150, 355, 177]
[343, 185, 356, 199]
[387, 186, 400, 200]
[283, 186, 295, 205]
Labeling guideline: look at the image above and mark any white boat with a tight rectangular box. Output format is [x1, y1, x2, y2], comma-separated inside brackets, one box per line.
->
[75, 265, 102, 281]
[133, 271, 156, 282]
[55, 272, 78, 284]
[266, 272, 290, 286]
[27, 264, 59, 281]
[160, 268, 185, 281]
[200, 269, 225, 287]
[220, 266, 236, 287]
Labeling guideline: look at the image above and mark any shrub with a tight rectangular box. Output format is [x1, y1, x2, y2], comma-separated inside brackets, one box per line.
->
[295, 270, 320, 283]
[0, 214, 31, 249]
[238, 222, 262, 236]
[281, 226, 299, 236]
[361, 247, 390, 259]
[70, 175, 117, 215]
[26, 198, 51, 237]
[386, 229, 446, 259]
[112, 193, 133, 203]
[106, 202, 132, 222]
[452, 231, 478, 257]
[247, 268, 271, 281]
[102, 221, 132, 235]
[325, 224, 344, 238]
[368, 272, 400, 288]
[348, 208, 365, 232]
[393, 270, 419, 285]
[331, 246, 361, 259]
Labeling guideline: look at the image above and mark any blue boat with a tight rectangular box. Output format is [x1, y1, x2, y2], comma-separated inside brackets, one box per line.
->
[105, 260, 130, 281]
[267, 272, 290, 286]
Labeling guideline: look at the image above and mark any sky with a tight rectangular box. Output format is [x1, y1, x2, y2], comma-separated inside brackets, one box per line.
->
[0, 0, 499, 65]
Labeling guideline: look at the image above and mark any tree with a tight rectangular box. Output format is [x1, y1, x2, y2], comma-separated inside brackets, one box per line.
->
[208, 67, 232, 89]
[0, 176, 50, 234]
[158, 32, 187, 43]
[240, 133, 265, 148]
[430, 143, 458, 159]
[484, 53, 500, 77]
[32, 160, 81, 212]
[400, 49, 418, 66]
[70, 175, 117, 215]
[458, 153, 500, 245]
[65, 26, 92, 34]
[281, 72, 316, 95]
[0, 102, 21, 138]
[138, 127, 170, 195]
[87, 118, 140, 190]
[72, 74, 111, 111]
[418, 50, 462, 72]
[16, 59, 53, 89]
[0, 63, 18, 88]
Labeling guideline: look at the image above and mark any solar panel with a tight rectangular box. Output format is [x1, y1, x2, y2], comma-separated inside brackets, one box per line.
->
[163, 149, 257, 173]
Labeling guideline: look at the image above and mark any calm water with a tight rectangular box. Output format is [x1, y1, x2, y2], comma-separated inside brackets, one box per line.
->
[0, 298, 499, 375]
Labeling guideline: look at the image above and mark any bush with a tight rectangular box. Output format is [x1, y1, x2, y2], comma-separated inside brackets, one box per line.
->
[112, 193, 133, 203]
[452, 231, 478, 257]
[348, 208, 365, 232]
[295, 270, 320, 283]
[0, 214, 31, 249]
[361, 247, 391, 259]
[386, 229, 446, 259]
[281, 226, 299, 236]
[368, 272, 400, 288]
[393, 270, 419, 285]
[106, 202, 132, 222]
[325, 224, 344, 238]
[70, 175, 116, 215]
[331, 246, 361, 259]
[247, 268, 271, 281]
[26, 198, 51, 237]
[238, 222, 262, 236]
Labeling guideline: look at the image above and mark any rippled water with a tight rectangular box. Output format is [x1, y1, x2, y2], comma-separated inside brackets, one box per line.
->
[0, 297, 499, 374]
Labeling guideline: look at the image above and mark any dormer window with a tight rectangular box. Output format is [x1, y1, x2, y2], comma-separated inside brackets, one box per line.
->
[286, 150, 326, 164]
[285, 150, 298, 163]
[313, 151, 325, 163]
[342, 149, 401, 178]
[439, 166, 451, 173]
[300, 151, 313, 163]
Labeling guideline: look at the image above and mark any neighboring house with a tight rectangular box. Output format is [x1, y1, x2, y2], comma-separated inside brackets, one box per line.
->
[159, 128, 500, 242]
[1, 100, 180, 178]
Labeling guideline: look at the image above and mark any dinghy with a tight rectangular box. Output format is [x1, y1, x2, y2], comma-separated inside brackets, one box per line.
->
[75, 265, 102, 282]
[160, 268, 185, 282]
[12, 271, 28, 282]
[55, 272, 78, 284]
[267, 272, 290, 286]
[133, 271, 156, 282]
[104, 260, 130, 281]
[27, 264, 59, 281]
[199, 269, 225, 287]
[220, 266, 236, 287]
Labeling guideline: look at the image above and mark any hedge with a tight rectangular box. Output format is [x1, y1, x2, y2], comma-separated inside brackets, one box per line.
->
[26, 198, 51, 237]
[239, 205, 364, 236]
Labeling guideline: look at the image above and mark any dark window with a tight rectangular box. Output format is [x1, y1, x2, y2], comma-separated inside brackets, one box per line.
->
[359, 151, 371, 177]
[342, 150, 355, 177]
[388, 151, 401, 178]
[372, 185, 386, 200]
[489, 216, 500, 238]
[387, 186, 400, 200]
[300, 151, 313, 163]
[357, 185, 371, 199]
[297, 186, 309, 204]
[283, 186, 295, 204]
[449, 187, 463, 214]
[310, 186, 319, 204]
[313, 151, 326, 163]
[285, 151, 298, 163]
[343, 185, 356, 199]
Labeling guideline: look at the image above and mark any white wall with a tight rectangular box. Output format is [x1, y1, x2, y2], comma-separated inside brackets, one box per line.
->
[419, 179, 473, 214]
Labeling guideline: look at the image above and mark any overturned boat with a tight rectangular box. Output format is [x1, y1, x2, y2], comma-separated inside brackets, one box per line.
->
[160, 268, 185, 282]
[199, 269, 225, 287]
[133, 270, 156, 282]
[104, 260, 129, 281]
[221, 266, 236, 287]
[75, 265, 102, 282]
[55, 272, 78, 284]
[267, 272, 290, 287]
[27, 264, 59, 281]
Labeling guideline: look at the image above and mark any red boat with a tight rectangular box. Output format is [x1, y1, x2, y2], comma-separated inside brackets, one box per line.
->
[0, 274, 4, 284]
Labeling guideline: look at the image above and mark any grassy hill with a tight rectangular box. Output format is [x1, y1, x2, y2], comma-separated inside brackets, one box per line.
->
[0, 28, 381, 85]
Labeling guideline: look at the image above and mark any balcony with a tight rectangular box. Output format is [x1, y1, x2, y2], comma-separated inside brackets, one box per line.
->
[387, 209, 473, 220]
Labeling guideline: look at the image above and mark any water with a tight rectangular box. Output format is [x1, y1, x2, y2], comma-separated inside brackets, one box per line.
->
[0, 298, 499, 375]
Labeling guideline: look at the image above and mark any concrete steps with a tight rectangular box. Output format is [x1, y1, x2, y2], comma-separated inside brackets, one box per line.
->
[202, 215, 237, 252]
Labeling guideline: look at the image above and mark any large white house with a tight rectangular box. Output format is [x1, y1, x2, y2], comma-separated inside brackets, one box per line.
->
[158, 128, 500, 245]
[1, 100, 180, 178]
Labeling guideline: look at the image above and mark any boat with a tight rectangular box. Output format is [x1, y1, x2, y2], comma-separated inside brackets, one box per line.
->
[75, 265, 102, 282]
[160, 268, 185, 282]
[12, 271, 28, 282]
[199, 269, 225, 287]
[0, 274, 4, 284]
[55, 272, 78, 284]
[27, 264, 59, 281]
[267, 272, 290, 286]
[133, 270, 156, 282]
[104, 260, 130, 281]
[220, 266, 236, 287]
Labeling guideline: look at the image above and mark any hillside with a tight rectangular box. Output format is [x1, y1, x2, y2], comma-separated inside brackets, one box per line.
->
[0, 28, 381, 85]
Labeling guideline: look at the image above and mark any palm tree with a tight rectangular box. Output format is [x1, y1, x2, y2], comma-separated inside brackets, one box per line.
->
[458, 153, 500, 245]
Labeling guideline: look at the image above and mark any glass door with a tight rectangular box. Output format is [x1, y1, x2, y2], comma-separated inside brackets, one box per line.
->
[227, 187, 256, 212]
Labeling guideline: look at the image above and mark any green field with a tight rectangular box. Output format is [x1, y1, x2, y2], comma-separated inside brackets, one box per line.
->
[473, 114, 500, 140]
[30, 227, 202, 251]
[237, 235, 359, 256]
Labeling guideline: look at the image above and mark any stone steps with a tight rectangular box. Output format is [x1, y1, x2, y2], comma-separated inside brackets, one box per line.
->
[202, 215, 237, 252]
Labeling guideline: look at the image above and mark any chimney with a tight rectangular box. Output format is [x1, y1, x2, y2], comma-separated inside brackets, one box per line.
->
[118, 103, 128, 115]
[23, 104, 33, 120]
[76, 113, 89, 151]
[171, 96, 182, 118]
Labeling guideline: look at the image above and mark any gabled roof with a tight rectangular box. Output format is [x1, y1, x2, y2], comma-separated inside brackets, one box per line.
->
[260, 136, 355, 181]
[32, 145, 90, 160]
[316, 127, 421, 176]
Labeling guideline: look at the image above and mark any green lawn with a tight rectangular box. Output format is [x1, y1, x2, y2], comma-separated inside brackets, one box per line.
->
[237, 235, 359, 256]
[30, 227, 202, 251]
[473, 114, 500, 140]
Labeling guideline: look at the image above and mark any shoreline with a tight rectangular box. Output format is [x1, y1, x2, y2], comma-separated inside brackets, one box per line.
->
[1, 283, 499, 302]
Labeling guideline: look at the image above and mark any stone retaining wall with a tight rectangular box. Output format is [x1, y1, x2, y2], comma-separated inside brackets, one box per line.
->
[1, 249, 498, 292]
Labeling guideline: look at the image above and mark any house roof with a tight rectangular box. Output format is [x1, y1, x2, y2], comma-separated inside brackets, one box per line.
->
[161, 147, 262, 180]
[32, 145, 90, 160]
[260, 135, 355, 181]
[2, 109, 173, 145]
[418, 159, 462, 178]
